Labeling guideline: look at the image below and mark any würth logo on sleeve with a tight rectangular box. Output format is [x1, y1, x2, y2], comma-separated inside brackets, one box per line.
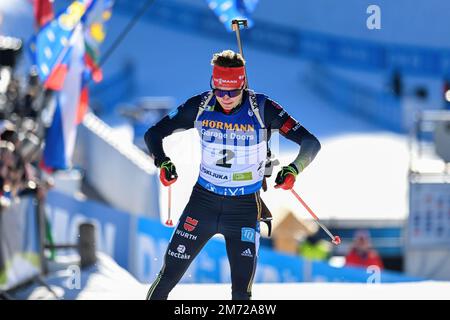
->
[280, 117, 297, 134]
[183, 216, 198, 232]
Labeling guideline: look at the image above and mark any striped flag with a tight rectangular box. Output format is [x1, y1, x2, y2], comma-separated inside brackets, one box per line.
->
[78, 0, 115, 123]
[42, 24, 85, 170]
[33, 0, 114, 170]
[33, 0, 92, 171]
[83, 0, 114, 82]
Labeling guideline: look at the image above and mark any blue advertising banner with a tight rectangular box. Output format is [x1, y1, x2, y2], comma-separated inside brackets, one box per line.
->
[45, 190, 131, 269]
[135, 217, 229, 284]
[45, 191, 422, 284]
[134, 216, 305, 283]
[134, 215, 421, 284]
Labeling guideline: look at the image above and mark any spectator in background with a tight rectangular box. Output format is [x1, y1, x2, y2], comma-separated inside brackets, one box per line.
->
[345, 230, 384, 269]
[298, 232, 331, 262]
[0, 120, 41, 205]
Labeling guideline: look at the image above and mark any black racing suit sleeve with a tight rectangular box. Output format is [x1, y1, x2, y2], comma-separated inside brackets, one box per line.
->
[144, 94, 201, 167]
[263, 98, 321, 172]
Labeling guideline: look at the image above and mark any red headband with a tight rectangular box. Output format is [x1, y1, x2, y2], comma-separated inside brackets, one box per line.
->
[212, 65, 245, 89]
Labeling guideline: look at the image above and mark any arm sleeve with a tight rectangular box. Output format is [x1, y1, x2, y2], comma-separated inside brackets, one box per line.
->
[263, 98, 321, 172]
[144, 94, 201, 166]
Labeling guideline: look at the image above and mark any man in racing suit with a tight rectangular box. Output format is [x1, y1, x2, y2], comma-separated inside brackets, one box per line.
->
[145, 50, 321, 300]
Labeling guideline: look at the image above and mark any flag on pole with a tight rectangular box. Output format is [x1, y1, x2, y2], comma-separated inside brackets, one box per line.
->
[32, 0, 114, 170]
[32, 0, 92, 170]
[83, 0, 114, 82]
[77, 0, 115, 123]
[33, 0, 93, 90]
[42, 24, 85, 170]
[33, 0, 55, 28]
[206, 0, 259, 31]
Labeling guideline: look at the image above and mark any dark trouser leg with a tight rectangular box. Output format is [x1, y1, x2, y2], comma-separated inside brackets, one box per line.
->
[224, 230, 259, 300]
[146, 212, 214, 300]
[221, 194, 260, 300]
[146, 186, 218, 300]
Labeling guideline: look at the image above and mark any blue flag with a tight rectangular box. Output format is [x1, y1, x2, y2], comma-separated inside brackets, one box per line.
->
[31, 0, 93, 90]
[206, 0, 259, 32]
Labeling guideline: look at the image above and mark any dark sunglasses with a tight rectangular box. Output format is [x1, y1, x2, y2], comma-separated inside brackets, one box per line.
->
[213, 88, 243, 98]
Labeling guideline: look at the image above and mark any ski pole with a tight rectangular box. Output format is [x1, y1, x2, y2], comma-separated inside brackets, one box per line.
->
[290, 189, 341, 245]
[231, 19, 249, 88]
[165, 184, 173, 226]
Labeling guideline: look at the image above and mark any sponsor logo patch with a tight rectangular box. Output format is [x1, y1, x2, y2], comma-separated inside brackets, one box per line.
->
[201, 119, 255, 131]
[184, 216, 198, 232]
[168, 249, 191, 260]
[201, 166, 229, 181]
[280, 117, 296, 134]
[216, 78, 238, 85]
[241, 248, 253, 258]
[233, 172, 253, 181]
[292, 122, 302, 131]
[175, 229, 197, 241]
[241, 227, 256, 243]
[205, 183, 217, 193]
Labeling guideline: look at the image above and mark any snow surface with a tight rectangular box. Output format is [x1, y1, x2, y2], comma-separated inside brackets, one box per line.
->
[13, 252, 450, 300]
[169, 282, 450, 300]
[12, 253, 144, 300]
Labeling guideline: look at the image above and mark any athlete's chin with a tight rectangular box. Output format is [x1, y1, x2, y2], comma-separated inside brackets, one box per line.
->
[221, 102, 235, 110]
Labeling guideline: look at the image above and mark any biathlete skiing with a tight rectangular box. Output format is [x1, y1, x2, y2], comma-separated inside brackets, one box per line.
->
[144, 48, 321, 300]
